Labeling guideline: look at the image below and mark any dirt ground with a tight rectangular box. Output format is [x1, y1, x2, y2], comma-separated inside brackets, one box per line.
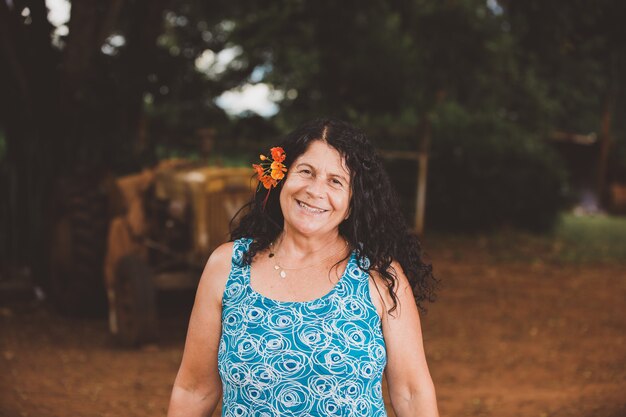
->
[1, 243, 625, 417]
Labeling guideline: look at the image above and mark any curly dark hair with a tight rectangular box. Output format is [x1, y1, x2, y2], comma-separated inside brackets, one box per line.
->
[230, 118, 438, 313]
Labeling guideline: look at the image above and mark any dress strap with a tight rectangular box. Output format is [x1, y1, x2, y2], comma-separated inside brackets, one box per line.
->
[337, 250, 370, 293]
[222, 238, 253, 304]
[226, 238, 253, 286]
[231, 238, 253, 267]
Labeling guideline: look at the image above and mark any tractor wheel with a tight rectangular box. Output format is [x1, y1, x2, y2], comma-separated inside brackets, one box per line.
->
[49, 176, 109, 316]
[111, 254, 158, 347]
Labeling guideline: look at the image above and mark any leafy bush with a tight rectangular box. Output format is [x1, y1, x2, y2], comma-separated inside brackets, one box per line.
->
[423, 103, 571, 232]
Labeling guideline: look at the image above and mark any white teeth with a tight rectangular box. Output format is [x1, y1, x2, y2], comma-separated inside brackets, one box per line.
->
[297, 200, 326, 213]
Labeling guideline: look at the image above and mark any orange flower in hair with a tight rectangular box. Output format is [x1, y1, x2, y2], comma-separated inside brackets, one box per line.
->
[253, 146, 288, 209]
[270, 161, 287, 180]
[261, 175, 278, 189]
[270, 147, 286, 163]
[252, 163, 264, 178]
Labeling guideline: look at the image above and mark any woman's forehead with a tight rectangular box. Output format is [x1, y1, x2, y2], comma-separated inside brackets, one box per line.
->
[294, 141, 350, 175]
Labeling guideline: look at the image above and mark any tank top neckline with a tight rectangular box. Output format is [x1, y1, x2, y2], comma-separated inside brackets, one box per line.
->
[241, 239, 357, 306]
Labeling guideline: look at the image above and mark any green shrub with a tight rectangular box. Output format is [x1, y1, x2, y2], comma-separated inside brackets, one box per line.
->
[424, 103, 571, 232]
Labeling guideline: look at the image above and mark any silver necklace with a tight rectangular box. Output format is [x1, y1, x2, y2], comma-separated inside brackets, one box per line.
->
[268, 239, 349, 279]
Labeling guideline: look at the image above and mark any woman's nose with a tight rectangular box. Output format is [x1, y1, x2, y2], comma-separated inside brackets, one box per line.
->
[305, 177, 325, 198]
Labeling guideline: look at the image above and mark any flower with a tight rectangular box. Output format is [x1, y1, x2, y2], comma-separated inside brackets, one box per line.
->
[261, 175, 278, 189]
[270, 160, 287, 180]
[253, 163, 264, 177]
[270, 147, 286, 163]
[252, 147, 288, 207]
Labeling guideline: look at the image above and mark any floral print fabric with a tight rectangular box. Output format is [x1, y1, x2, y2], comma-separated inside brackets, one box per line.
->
[217, 238, 387, 416]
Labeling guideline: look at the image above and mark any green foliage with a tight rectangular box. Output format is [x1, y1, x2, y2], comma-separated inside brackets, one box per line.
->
[503, 0, 626, 133]
[222, 0, 526, 132]
[154, 0, 623, 233]
[425, 102, 571, 232]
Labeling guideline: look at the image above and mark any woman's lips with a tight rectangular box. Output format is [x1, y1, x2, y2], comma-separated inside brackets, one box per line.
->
[296, 199, 328, 214]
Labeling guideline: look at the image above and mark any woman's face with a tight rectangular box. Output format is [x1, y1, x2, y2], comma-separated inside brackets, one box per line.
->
[279, 140, 351, 238]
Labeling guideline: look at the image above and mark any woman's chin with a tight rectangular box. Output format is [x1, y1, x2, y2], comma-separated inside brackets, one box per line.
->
[286, 219, 334, 237]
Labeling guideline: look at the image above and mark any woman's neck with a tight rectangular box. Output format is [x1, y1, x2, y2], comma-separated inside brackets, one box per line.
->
[276, 229, 345, 262]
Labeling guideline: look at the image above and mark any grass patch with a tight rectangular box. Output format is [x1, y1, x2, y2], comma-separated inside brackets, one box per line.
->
[553, 213, 626, 264]
[426, 212, 626, 265]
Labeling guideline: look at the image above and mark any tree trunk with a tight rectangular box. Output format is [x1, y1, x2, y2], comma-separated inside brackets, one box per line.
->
[596, 94, 614, 208]
[0, 0, 171, 290]
[414, 115, 431, 236]
[0, 0, 61, 279]
[596, 50, 618, 210]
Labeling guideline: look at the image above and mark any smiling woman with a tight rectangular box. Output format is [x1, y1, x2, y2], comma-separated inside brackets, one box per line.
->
[167, 118, 440, 417]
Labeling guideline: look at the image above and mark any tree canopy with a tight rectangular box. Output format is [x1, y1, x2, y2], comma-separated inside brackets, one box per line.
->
[1, 0, 625, 277]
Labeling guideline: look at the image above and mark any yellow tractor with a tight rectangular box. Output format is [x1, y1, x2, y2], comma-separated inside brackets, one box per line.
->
[104, 161, 255, 345]
[49, 160, 255, 346]
[104, 160, 255, 346]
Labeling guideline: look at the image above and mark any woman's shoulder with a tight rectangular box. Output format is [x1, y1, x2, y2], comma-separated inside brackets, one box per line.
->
[209, 240, 236, 265]
[209, 237, 252, 264]
[201, 237, 254, 281]
[197, 241, 238, 303]
[368, 259, 411, 317]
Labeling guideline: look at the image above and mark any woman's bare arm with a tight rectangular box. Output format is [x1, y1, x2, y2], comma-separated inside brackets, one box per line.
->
[166, 242, 233, 417]
[372, 261, 439, 417]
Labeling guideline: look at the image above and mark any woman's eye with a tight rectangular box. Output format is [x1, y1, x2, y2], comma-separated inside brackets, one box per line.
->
[331, 179, 343, 187]
[299, 169, 311, 175]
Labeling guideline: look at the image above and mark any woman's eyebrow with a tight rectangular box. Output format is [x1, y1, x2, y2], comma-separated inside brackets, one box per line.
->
[296, 162, 349, 183]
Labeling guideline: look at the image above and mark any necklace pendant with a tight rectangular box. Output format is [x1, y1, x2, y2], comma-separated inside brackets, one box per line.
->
[279, 270, 287, 278]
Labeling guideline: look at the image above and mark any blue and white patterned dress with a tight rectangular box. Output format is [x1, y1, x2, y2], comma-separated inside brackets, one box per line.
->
[217, 238, 388, 416]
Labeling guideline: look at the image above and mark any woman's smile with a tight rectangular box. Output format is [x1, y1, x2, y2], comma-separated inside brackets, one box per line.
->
[295, 199, 329, 215]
